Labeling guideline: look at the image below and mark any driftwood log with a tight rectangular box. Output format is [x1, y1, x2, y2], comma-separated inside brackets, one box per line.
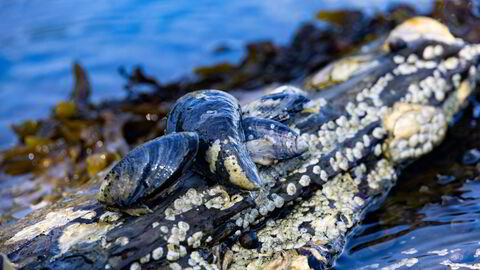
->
[1, 17, 480, 270]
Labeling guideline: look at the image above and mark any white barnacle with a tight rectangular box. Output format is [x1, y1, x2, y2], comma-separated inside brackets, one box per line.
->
[185, 188, 203, 206]
[434, 89, 445, 101]
[152, 247, 164, 260]
[244, 211, 255, 224]
[235, 217, 243, 227]
[178, 221, 190, 233]
[320, 170, 328, 181]
[353, 196, 365, 207]
[338, 158, 349, 171]
[444, 57, 459, 70]
[424, 61, 437, 69]
[264, 200, 275, 213]
[250, 208, 259, 220]
[205, 236, 213, 243]
[187, 231, 204, 248]
[286, 183, 297, 196]
[298, 167, 307, 173]
[179, 245, 187, 257]
[173, 198, 186, 211]
[345, 148, 354, 162]
[189, 251, 201, 265]
[453, 73, 461, 84]
[169, 263, 182, 270]
[299, 175, 311, 187]
[139, 253, 151, 264]
[346, 102, 356, 115]
[407, 54, 418, 63]
[130, 262, 141, 270]
[164, 208, 176, 221]
[363, 135, 371, 147]
[408, 134, 419, 147]
[259, 206, 268, 216]
[335, 151, 343, 161]
[372, 127, 385, 139]
[352, 148, 363, 159]
[312, 165, 321, 175]
[168, 230, 180, 245]
[160, 226, 169, 234]
[271, 193, 285, 208]
[393, 55, 405, 63]
[397, 139, 408, 150]
[152, 222, 160, 228]
[335, 115, 348, 127]
[423, 45, 434, 59]
[115, 236, 129, 246]
[374, 144, 382, 156]
[434, 44, 444, 56]
[329, 157, 338, 171]
[355, 141, 364, 151]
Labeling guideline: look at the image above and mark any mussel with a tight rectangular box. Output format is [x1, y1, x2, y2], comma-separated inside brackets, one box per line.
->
[97, 132, 199, 207]
[166, 90, 263, 190]
[243, 117, 307, 165]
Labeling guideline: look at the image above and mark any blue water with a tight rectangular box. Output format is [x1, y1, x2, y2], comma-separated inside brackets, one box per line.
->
[0, 0, 432, 149]
[335, 180, 480, 270]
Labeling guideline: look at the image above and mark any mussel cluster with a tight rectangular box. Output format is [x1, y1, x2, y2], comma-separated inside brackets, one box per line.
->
[97, 89, 309, 208]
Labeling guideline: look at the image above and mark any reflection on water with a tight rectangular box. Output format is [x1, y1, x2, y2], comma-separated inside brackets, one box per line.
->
[0, 0, 432, 149]
[335, 112, 480, 269]
[336, 182, 480, 269]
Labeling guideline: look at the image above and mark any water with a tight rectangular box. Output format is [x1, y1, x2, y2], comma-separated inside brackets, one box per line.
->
[0, 0, 433, 150]
[335, 113, 480, 270]
[335, 180, 480, 269]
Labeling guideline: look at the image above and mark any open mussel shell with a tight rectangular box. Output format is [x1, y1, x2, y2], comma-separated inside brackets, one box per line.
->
[97, 132, 199, 207]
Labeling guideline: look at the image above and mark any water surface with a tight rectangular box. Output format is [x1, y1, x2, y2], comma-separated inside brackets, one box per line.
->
[0, 0, 432, 149]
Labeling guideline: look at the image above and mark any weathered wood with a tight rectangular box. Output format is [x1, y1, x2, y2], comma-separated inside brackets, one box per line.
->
[1, 18, 480, 270]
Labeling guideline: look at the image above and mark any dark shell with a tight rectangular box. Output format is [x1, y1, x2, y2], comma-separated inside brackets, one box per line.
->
[242, 86, 311, 123]
[239, 230, 260, 249]
[97, 132, 199, 207]
[166, 90, 263, 190]
[243, 117, 307, 165]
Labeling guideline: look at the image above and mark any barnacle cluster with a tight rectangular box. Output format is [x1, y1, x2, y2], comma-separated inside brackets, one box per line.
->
[225, 17, 480, 269]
